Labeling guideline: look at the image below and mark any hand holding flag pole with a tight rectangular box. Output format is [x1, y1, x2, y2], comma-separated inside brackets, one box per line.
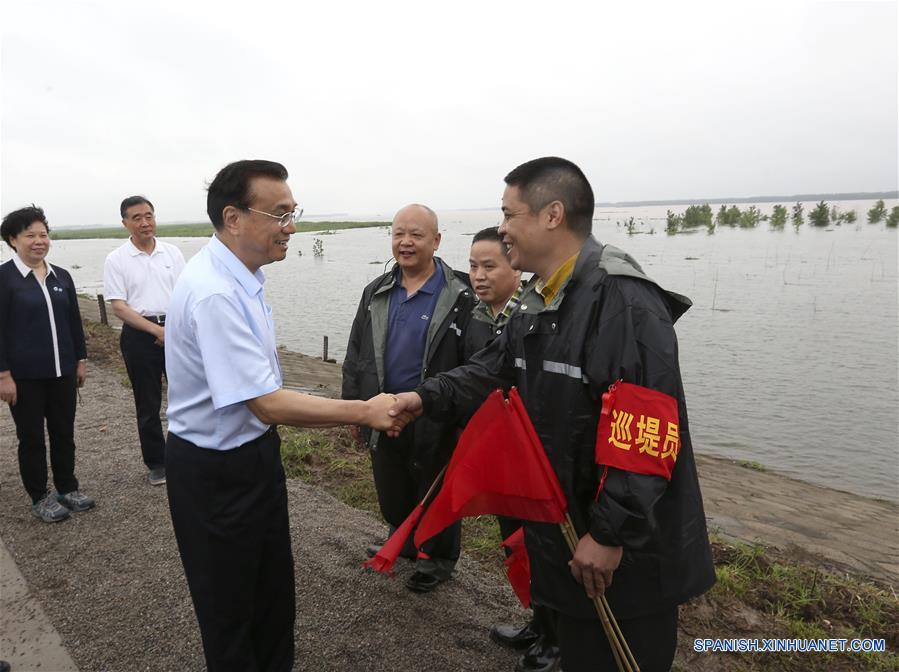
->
[559, 518, 637, 672]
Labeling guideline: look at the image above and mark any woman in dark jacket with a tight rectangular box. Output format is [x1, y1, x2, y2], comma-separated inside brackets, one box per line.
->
[0, 205, 95, 522]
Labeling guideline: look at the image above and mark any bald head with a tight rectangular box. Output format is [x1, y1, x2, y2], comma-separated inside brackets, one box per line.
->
[393, 203, 438, 233]
[391, 203, 441, 276]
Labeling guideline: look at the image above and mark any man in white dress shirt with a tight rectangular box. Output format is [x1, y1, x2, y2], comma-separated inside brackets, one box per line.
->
[103, 196, 185, 485]
[165, 159, 403, 672]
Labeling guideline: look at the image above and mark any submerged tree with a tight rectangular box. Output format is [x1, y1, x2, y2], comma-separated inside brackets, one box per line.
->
[809, 201, 830, 227]
[716, 204, 742, 227]
[681, 204, 713, 230]
[739, 206, 761, 228]
[791, 202, 804, 228]
[887, 206, 899, 228]
[716, 205, 727, 226]
[830, 204, 841, 225]
[868, 199, 887, 224]
[666, 210, 682, 234]
[770, 204, 787, 229]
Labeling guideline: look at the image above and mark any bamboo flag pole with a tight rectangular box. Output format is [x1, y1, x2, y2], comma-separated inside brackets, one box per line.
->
[364, 464, 449, 575]
[421, 464, 448, 504]
[559, 514, 639, 672]
[558, 519, 628, 672]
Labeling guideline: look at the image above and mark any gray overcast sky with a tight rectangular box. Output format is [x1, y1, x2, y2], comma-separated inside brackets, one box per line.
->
[1, 0, 896, 227]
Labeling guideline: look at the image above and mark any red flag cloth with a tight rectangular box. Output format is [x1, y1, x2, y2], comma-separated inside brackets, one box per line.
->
[507, 388, 568, 514]
[362, 503, 424, 576]
[595, 380, 681, 481]
[413, 389, 567, 549]
[501, 528, 531, 609]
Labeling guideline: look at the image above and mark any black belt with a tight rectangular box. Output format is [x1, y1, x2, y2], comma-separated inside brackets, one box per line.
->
[168, 425, 278, 453]
[144, 315, 166, 325]
[237, 425, 278, 450]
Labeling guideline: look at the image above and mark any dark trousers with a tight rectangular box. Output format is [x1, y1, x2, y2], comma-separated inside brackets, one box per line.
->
[120, 325, 166, 469]
[9, 375, 79, 503]
[555, 605, 678, 672]
[166, 429, 295, 672]
[371, 427, 460, 578]
[497, 516, 557, 646]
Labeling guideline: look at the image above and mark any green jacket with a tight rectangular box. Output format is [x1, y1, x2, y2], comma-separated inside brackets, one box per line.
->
[342, 257, 476, 458]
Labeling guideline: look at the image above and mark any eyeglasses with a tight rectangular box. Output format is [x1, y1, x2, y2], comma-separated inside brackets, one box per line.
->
[246, 206, 304, 229]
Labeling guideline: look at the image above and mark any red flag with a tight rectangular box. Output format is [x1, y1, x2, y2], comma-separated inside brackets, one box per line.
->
[413, 389, 567, 549]
[507, 388, 568, 514]
[362, 503, 423, 576]
[501, 528, 531, 609]
[596, 380, 680, 481]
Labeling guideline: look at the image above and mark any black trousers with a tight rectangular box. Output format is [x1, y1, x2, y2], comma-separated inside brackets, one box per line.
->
[497, 516, 557, 646]
[555, 605, 678, 672]
[9, 375, 79, 503]
[371, 426, 460, 577]
[120, 324, 166, 469]
[166, 429, 295, 672]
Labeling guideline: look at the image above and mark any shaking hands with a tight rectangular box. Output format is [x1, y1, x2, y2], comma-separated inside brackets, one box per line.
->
[362, 392, 424, 435]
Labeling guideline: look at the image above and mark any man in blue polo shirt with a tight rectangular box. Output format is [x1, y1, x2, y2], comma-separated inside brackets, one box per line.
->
[343, 204, 475, 593]
[165, 160, 403, 672]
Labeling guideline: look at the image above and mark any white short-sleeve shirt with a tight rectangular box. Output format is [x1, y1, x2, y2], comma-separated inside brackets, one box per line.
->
[165, 235, 282, 450]
[103, 238, 186, 315]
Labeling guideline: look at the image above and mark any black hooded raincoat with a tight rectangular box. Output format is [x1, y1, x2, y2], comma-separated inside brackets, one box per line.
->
[418, 236, 715, 620]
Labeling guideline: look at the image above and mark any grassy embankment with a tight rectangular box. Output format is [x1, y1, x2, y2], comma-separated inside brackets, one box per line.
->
[51, 220, 389, 239]
[82, 317, 898, 671]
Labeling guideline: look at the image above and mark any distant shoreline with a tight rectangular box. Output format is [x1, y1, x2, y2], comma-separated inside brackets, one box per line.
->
[50, 220, 389, 240]
[439, 191, 899, 212]
[595, 190, 899, 208]
[50, 192, 898, 237]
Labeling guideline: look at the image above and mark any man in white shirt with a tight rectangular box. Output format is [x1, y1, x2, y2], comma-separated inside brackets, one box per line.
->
[103, 196, 185, 485]
[165, 159, 403, 671]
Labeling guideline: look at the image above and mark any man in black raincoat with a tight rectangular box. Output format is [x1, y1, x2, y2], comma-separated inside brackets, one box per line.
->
[389, 157, 715, 671]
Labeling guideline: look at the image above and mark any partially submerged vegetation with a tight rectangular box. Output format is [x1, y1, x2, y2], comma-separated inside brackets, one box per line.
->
[869, 200, 899, 227]
[50, 220, 389, 240]
[279, 425, 898, 671]
[616, 199, 896, 235]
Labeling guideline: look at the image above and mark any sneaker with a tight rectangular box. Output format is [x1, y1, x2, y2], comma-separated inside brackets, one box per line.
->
[32, 493, 71, 523]
[148, 467, 166, 486]
[57, 490, 96, 512]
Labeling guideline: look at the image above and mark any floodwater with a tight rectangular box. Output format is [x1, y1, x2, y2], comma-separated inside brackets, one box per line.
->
[14, 200, 898, 501]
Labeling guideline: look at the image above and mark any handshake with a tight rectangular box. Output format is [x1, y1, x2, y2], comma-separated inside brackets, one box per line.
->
[362, 392, 425, 437]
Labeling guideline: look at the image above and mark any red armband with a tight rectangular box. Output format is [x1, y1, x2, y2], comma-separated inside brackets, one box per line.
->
[595, 380, 680, 481]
